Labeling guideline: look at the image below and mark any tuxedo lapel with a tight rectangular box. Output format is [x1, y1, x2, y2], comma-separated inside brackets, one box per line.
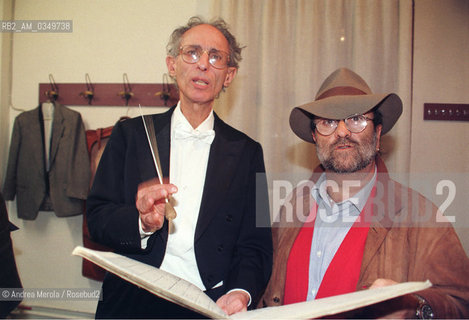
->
[153, 110, 172, 179]
[136, 108, 173, 183]
[195, 115, 243, 242]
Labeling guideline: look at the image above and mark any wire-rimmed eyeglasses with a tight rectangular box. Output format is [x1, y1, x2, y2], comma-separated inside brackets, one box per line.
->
[179, 45, 230, 69]
[313, 114, 374, 136]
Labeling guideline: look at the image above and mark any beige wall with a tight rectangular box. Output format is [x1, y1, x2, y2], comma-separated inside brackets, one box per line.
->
[0, 0, 13, 185]
[1, 0, 468, 316]
[411, 0, 469, 254]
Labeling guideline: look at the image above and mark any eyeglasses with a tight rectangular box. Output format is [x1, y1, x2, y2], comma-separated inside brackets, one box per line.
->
[313, 114, 374, 136]
[179, 45, 230, 69]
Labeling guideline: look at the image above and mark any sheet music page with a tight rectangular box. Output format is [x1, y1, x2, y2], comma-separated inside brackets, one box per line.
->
[231, 280, 431, 319]
[72, 246, 228, 319]
[73, 246, 431, 320]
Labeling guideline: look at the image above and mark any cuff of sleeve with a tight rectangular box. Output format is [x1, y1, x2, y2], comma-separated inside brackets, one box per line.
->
[226, 288, 252, 307]
[138, 217, 153, 249]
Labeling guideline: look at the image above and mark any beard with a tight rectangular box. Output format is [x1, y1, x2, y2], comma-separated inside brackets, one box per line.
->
[316, 132, 378, 174]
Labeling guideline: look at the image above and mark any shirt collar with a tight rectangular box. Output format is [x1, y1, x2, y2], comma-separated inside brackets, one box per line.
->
[312, 166, 377, 212]
[171, 102, 215, 133]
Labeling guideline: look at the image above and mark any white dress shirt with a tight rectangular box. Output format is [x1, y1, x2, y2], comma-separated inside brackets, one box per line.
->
[140, 103, 214, 290]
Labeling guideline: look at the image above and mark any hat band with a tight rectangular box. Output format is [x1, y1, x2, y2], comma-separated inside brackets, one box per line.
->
[316, 86, 367, 100]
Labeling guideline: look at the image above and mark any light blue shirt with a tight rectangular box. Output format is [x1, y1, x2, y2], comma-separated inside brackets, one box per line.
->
[307, 167, 376, 300]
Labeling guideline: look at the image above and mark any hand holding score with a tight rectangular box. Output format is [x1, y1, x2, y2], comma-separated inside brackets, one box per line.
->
[364, 279, 419, 319]
[216, 290, 250, 316]
[136, 179, 177, 233]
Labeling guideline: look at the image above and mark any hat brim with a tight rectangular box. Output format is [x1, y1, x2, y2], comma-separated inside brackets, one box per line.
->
[289, 93, 403, 143]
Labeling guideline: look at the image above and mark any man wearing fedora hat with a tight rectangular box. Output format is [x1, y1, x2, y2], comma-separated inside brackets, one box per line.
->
[258, 68, 469, 318]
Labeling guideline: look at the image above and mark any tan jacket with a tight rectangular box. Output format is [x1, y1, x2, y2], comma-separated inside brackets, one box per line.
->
[259, 157, 469, 318]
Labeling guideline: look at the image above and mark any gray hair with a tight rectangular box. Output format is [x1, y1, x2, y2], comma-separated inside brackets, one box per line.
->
[166, 16, 243, 69]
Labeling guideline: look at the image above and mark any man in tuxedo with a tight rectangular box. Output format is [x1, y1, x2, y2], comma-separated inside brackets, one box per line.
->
[86, 16, 272, 318]
[258, 68, 469, 318]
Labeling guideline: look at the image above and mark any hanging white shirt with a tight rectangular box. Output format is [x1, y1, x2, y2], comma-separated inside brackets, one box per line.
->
[42, 102, 54, 171]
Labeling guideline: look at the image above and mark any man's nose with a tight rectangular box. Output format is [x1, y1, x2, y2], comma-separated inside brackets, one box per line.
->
[335, 120, 351, 137]
[197, 51, 209, 70]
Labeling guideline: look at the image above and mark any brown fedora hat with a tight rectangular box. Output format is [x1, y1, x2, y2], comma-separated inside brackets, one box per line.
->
[289, 68, 403, 143]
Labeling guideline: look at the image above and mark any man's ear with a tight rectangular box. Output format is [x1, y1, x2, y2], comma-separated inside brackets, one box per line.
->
[312, 130, 317, 143]
[375, 124, 383, 151]
[166, 56, 177, 77]
[223, 67, 237, 88]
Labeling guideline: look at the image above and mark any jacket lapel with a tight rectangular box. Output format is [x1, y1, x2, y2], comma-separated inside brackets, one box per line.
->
[49, 102, 65, 169]
[195, 114, 242, 241]
[360, 222, 388, 278]
[154, 110, 172, 179]
[359, 157, 399, 279]
[31, 107, 46, 174]
[137, 108, 173, 182]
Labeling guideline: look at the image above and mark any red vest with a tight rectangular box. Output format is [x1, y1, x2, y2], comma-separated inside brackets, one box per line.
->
[284, 186, 376, 304]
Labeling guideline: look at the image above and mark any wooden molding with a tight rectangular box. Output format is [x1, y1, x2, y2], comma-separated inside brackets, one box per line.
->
[39, 83, 178, 107]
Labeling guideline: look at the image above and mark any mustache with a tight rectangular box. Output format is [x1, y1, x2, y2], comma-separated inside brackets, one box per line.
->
[331, 137, 358, 147]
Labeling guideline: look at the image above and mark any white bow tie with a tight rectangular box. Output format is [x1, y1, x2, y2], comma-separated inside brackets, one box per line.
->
[174, 124, 215, 145]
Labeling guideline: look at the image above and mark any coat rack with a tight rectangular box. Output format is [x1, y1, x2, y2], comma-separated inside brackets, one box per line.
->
[38, 74, 178, 107]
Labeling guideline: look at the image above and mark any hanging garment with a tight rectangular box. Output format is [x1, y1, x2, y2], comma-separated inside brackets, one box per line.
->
[82, 125, 114, 281]
[3, 102, 90, 220]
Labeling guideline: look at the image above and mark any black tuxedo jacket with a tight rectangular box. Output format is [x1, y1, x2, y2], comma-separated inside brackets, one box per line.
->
[86, 107, 272, 318]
